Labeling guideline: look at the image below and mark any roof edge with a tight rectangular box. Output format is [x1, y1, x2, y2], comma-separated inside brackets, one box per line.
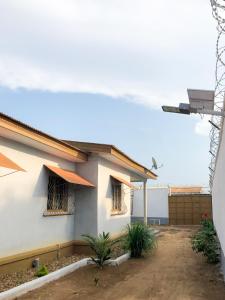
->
[0, 112, 87, 162]
[64, 140, 157, 180]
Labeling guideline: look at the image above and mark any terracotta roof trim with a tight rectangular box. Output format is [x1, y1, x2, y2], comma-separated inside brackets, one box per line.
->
[64, 140, 157, 180]
[0, 112, 87, 160]
[111, 145, 157, 177]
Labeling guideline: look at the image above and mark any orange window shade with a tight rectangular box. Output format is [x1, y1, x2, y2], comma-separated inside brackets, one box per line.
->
[45, 165, 95, 187]
[0, 153, 25, 171]
[111, 175, 135, 188]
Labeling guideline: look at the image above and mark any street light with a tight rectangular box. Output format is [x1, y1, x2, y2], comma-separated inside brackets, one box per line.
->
[162, 89, 224, 117]
[162, 103, 190, 115]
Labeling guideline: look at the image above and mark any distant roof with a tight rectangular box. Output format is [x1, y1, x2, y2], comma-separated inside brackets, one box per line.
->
[64, 140, 157, 180]
[170, 186, 202, 194]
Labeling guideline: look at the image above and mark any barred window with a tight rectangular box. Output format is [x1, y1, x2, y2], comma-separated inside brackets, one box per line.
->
[47, 176, 68, 211]
[111, 178, 122, 212]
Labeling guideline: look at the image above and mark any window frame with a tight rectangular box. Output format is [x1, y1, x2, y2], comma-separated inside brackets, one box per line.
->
[46, 175, 69, 215]
[111, 177, 123, 214]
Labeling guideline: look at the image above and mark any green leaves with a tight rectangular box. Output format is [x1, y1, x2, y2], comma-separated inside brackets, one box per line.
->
[36, 265, 49, 277]
[82, 232, 118, 268]
[123, 223, 156, 258]
[191, 220, 219, 263]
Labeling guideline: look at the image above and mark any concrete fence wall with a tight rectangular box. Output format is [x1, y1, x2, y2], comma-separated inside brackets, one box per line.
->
[212, 119, 225, 279]
[132, 187, 169, 225]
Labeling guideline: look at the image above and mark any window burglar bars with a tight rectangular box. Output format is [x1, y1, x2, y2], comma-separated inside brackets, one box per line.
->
[47, 176, 69, 211]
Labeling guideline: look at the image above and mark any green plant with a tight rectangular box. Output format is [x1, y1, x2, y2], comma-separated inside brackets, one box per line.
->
[36, 265, 49, 277]
[201, 217, 215, 232]
[123, 223, 156, 258]
[82, 232, 118, 268]
[191, 218, 219, 263]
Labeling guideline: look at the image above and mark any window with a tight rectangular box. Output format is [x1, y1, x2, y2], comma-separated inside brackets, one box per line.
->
[111, 178, 122, 212]
[47, 176, 68, 212]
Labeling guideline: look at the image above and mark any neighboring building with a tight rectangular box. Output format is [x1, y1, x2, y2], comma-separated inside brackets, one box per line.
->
[169, 186, 203, 194]
[211, 117, 225, 279]
[0, 112, 156, 272]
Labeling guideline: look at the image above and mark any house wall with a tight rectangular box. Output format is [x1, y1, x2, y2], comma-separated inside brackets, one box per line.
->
[74, 156, 98, 239]
[0, 136, 146, 262]
[132, 187, 169, 224]
[212, 121, 225, 278]
[97, 157, 132, 237]
[0, 137, 76, 258]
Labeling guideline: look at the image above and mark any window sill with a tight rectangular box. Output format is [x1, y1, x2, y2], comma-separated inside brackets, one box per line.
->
[111, 211, 126, 216]
[43, 210, 73, 217]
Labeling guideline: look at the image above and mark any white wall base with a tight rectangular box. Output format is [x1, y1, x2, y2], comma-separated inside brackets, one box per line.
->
[0, 253, 131, 300]
[0, 258, 89, 300]
[107, 253, 130, 266]
[87, 253, 130, 267]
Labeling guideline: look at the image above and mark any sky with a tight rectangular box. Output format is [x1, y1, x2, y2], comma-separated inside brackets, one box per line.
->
[0, 0, 217, 187]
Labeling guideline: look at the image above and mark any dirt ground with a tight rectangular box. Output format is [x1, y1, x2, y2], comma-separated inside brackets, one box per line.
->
[19, 226, 225, 300]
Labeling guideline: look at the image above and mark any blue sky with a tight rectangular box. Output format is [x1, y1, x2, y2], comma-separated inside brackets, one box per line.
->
[1, 88, 210, 186]
[0, 0, 218, 186]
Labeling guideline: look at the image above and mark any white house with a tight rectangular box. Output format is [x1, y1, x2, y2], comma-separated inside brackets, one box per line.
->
[0, 112, 157, 272]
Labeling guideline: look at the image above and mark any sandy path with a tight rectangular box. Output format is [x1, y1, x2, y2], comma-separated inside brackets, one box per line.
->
[19, 227, 225, 300]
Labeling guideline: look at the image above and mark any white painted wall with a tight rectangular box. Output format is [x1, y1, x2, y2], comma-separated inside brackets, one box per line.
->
[0, 137, 145, 257]
[132, 187, 169, 219]
[97, 157, 131, 237]
[212, 121, 225, 262]
[74, 156, 98, 239]
[0, 137, 76, 257]
[74, 155, 143, 239]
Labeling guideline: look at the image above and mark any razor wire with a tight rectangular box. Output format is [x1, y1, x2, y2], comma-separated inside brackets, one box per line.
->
[209, 0, 225, 189]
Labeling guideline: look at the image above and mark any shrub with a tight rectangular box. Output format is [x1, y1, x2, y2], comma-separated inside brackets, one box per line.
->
[191, 218, 219, 263]
[123, 223, 156, 258]
[36, 265, 49, 277]
[201, 216, 215, 232]
[82, 232, 118, 268]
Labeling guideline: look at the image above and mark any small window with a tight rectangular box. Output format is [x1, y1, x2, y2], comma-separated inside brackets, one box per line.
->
[47, 176, 68, 211]
[111, 178, 122, 212]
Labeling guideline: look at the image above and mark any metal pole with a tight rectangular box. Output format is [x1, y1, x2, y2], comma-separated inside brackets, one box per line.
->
[190, 108, 225, 117]
[143, 180, 147, 225]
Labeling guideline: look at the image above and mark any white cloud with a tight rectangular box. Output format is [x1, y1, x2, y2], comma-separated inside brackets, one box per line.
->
[195, 116, 211, 137]
[0, 0, 217, 112]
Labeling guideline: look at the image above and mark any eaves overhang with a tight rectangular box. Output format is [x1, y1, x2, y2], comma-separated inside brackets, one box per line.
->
[0, 113, 87, 162]
[64, 140, 157, 180]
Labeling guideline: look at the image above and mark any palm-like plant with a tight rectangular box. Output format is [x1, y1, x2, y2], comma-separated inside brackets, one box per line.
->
[123, 223, 156, 258]
[82, 232, 118, 268]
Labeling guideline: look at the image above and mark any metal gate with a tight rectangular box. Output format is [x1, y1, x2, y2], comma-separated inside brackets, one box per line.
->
[169, 194, 212, 225]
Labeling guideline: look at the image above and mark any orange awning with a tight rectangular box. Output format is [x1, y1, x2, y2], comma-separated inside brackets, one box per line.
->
[45, 165, 95, 187]
[0, 153, 25, 172]
[111, 175, 135, 188]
